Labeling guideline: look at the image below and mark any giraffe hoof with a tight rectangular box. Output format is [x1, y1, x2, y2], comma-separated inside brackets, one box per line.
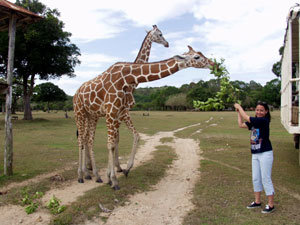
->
[85, 175, 92, 180]
[108, 181, 112, 186]
[112, 185, 120, 191]
[78, 178, 84, 183]
[96, 178, 103, 183]
[117, 168, 123, 173]
[123, 169, 129, 177]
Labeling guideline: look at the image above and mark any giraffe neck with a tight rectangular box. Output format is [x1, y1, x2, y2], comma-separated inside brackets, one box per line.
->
[134, 32, 152, 64]
[125, 58, 183, 84]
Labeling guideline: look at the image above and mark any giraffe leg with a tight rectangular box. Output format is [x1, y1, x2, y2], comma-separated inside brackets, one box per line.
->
[76, 117, 86, 183]
[107, 141, 119, 190]
[81, 119, 92, 180]
[106, 117, 120, 190]
[114, 130, 123, 173]
[78, 143, 84, 183]
[83, 143, 92, 180]
[123, 131, 140, 177]
[87, 117, 103, 183]
[121, 112, 140, 177]
[85, 144, 93, 171]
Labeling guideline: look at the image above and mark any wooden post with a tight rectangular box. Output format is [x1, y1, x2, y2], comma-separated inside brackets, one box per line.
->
[4, 14, 16, 176]
[299, 17, 300, 166]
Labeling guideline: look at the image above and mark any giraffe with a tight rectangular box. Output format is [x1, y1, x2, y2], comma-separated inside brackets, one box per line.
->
[84, 25, 169, 174]
[73, 45, 214, 190]
[114, 25, 168, 172]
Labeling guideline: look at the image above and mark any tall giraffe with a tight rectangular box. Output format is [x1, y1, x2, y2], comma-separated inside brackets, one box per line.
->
[84, 25, 169, 174]
[73, 46, 214, 190]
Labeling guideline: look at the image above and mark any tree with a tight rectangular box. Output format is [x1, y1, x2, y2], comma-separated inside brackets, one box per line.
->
[186, 79, 219, 107]
[261, 79, 281, 107]
[272, 46, 284, 78]
[150, 86, 180, 110]
[0, 0, 80, 120]
[33, 82, 67, 112]
[165, 93, 188, 110]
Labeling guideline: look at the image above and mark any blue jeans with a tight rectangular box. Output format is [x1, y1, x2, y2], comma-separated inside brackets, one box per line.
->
[252, 151, 275, 196]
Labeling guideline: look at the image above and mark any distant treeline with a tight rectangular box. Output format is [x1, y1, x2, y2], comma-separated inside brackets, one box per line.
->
[132, 78, 280, 111]
[0, 78, 280, 113]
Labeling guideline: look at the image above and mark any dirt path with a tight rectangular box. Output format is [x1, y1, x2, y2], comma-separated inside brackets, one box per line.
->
[0, 124, 202, 225]
[87, 130, 202, 225]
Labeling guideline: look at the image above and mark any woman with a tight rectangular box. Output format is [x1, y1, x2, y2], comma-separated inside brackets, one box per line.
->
[234, 102, 275, 213]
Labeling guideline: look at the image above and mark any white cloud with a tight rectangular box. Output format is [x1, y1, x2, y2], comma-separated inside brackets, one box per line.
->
[40, 0, 199, 42]
[78, 53, 121, 68]
[37, 0, 298, 95]
[189, 0, 296, 80]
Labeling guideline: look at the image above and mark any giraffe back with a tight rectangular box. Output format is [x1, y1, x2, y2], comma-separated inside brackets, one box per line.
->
[73, 63, 132, 118]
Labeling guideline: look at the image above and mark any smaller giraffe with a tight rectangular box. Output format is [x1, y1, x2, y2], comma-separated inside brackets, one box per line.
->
[74, 46, 214, 190]
[114, 25, 169, 173]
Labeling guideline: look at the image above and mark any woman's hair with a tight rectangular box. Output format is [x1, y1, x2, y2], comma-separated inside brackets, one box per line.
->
[256, 101, 271, 122]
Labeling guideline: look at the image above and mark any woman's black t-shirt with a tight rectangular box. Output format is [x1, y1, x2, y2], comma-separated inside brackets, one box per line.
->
[245, 117, 273, 154]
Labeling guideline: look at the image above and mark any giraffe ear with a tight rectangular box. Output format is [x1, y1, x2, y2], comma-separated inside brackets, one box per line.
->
[187, 45, 194, 52]
[152, 25, 157, 29]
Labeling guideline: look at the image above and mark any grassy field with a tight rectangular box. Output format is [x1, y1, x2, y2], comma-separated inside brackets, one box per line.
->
[0, 110, 299, 224]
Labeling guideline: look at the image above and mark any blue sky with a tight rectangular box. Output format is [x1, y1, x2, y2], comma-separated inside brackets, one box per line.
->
[38, 0, 297, 95]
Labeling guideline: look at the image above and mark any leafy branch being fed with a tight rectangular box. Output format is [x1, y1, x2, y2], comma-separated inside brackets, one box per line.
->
[193, 58, 240, 111]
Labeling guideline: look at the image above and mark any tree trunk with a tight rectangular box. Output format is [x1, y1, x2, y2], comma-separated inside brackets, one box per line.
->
[23, 75, 34, 120]
[23, 94, 32, 120]
[4, 14, 16, 176]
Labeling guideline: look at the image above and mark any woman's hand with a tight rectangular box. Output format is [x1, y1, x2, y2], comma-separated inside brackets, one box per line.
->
[234, 103, 241, 111]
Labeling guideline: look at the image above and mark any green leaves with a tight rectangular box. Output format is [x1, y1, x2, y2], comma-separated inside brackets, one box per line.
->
[193, 58, 240, 111]
[209, 58, 229, 78]
[25, 203, 38, 214]
[20, 189, 44, 214]
[20, 189, 66, 215]
[46, 196, 66, 215]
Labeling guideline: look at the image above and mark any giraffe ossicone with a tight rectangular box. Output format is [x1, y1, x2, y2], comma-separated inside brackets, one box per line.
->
[74, 45, 213, 190]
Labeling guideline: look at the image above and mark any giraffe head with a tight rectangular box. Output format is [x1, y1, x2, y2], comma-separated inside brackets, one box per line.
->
[174, 45, 214, 69]
[149, 25, 169, 47]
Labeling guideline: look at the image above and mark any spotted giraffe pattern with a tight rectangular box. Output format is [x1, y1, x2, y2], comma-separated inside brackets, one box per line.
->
[73, 45, 214, 189]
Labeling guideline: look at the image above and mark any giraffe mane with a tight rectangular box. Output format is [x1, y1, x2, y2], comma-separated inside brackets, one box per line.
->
[133, 30, 152, 63]
[115, 57, 175, 66]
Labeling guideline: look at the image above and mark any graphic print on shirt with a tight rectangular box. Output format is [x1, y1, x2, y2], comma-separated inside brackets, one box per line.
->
[250, 128, 262, 151]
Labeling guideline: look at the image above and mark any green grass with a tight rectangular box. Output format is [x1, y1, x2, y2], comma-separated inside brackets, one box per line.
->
[0, 111, 134, 187]
[182, 111, 300, 225]
[0, 110, 300, 225]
